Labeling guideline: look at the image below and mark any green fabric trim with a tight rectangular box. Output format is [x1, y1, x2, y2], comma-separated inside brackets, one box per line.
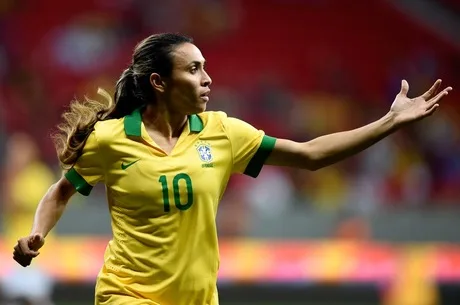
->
[244, 135, 277, 178]
[65, 168, 93, 196]
[189, 114, 203, 132]
[124, 108, 142, 137]
[124, 109, 203, 135]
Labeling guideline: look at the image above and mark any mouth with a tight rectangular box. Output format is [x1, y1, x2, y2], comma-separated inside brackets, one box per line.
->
[200, 90, 211, 102]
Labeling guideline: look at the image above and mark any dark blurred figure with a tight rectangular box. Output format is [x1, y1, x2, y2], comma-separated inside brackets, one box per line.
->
[1, 133, 55, 305]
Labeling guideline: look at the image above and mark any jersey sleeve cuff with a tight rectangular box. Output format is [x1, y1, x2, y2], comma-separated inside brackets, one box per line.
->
[243, 135, 277, 178]
[65, 168, 93, 196]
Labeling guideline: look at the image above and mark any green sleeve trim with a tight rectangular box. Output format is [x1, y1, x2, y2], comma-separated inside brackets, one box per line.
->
[244, 135, 277, 178]
[65, 168, 93, 196]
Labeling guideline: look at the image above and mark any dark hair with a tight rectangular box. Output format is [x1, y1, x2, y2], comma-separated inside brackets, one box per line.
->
[52, 33, 193, 169]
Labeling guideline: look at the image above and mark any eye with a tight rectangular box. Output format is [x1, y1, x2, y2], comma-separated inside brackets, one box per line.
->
[190, 67, 198, 74]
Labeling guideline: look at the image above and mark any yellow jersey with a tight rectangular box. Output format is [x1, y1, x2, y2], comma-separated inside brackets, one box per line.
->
[65, 109, 276, 305]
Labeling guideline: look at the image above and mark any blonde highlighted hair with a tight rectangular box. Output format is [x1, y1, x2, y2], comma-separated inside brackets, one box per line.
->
[52, 89, 114, 169]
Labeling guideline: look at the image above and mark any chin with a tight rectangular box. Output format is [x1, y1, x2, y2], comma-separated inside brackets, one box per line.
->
[196, 102, 207, 113]
[186, 105, 206, 115]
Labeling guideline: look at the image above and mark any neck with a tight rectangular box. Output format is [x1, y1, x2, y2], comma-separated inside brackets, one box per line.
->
[142, 103, 188, 139]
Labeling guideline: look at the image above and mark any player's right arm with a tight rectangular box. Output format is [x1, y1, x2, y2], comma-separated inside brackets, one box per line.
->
[13, 177, 76, 267]
[31, 176, 76, 238]
[13, 130, 105, 267]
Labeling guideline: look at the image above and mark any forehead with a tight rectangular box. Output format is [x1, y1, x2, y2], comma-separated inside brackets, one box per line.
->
[171, 43, 205, 68]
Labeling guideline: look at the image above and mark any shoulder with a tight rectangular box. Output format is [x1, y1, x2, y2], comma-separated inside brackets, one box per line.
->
[195, 111, 227, 132]
[92, 118, 125, 143]
[198, 111, 236, 129]
[198, 111, 258, 133]
[94, 118, 124, 133]
[198, 111, 228, 122]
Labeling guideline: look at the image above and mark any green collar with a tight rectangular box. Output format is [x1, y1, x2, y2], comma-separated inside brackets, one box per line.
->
[124, 108, 203, 137]
[188, 113, 204, 132]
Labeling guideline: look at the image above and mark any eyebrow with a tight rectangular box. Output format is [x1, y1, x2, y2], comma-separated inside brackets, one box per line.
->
[189, 60, 206, 67]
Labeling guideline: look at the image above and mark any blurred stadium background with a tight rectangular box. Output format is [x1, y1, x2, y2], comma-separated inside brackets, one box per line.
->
[1, 0, 460, 304]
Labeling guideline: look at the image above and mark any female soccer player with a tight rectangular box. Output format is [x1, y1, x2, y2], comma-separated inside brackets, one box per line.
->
[12, 33, 452, 305]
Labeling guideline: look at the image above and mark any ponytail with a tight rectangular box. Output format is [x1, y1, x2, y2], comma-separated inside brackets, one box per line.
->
[110, 67, 146, 118]
[52, 68, 146, 169]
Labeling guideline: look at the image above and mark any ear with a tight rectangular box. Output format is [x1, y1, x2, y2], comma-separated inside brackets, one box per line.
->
[150, 73, 166, 93]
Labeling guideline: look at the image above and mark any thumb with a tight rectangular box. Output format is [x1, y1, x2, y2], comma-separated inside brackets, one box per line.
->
[28, 233, 44, 250]
[399, 79, 409, 96]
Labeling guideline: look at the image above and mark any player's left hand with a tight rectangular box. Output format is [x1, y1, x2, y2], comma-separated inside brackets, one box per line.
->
[389, 79, 453, 126]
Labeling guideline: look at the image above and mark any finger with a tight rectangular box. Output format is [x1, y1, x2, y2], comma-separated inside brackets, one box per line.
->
[31, 233, 42, 243]
[426, 103, 439, 116]
[427, 87, 453, 106]
[16, 252, 35, 264]
[29, 251, 40, 258]
[421, 79, 442, 100]
[18, 239, 30, 253]
[17, 257, 33, 267]
[18, 238, 39, 257]
[13, 254, 32, 267]
[14, 243, 24, 256]
[13, 255, 28, 267]
[13, 252, 38, 268]
[399, 80, 409, 96]
[29, 234, 44, 250]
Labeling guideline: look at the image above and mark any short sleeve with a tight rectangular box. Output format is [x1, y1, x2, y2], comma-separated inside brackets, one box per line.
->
[64, 131, 104, 196]
[221, 115, 276, 178]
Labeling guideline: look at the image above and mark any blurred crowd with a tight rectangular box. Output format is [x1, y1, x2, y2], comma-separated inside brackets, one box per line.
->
[1, 0, 460, 237]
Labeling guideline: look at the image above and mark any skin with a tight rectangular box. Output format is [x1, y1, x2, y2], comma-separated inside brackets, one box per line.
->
[265, 79, 452, 169]
[13, 42, 453, 268]
[143, 42, 212, 154]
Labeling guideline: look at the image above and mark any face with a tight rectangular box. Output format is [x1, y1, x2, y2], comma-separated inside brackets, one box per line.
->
[161, 43, 212, 114]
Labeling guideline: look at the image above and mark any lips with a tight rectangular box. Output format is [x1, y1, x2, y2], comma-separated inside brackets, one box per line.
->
[200, 90, 210, 102]
[200, 90, 211, 97]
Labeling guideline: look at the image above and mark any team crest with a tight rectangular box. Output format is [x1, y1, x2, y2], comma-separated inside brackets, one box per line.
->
[195, 141, 214, 167]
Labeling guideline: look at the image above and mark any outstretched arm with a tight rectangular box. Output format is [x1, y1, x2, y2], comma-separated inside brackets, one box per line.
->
[265, 79, 452, 171]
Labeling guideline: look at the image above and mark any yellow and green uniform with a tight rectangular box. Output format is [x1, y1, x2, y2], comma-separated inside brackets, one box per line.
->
[65, 108, 276, 305]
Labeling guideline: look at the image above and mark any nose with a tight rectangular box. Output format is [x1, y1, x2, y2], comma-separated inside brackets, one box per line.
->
[202, 71, 212, 87]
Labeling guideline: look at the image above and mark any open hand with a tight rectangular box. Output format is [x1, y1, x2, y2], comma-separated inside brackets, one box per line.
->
[390, 79, 453, 126]
[13, 233, 45, 267]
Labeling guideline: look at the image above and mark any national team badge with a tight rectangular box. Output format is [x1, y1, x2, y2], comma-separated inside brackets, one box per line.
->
[196, 142, 213, 163]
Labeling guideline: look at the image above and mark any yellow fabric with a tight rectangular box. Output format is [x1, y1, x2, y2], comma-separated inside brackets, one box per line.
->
[222, 116, 266, 174]
[69, 111, 269, 305]
[72, 131, 105, 186]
